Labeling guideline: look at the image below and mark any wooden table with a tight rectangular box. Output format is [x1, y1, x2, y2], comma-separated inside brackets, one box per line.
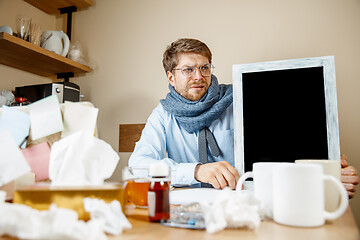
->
[0, 205, 358, 240]
[108, 206, 359, 240]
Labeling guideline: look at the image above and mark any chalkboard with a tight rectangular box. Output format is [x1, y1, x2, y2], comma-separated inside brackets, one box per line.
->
[232, 56, 340, 173]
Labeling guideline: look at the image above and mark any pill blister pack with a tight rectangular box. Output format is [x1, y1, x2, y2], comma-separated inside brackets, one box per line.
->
[161, 202, 205, 229]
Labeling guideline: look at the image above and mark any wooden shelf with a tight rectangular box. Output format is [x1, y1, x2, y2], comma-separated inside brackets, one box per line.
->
[0, 32, 91, 77]
[24, 0, 93, 14]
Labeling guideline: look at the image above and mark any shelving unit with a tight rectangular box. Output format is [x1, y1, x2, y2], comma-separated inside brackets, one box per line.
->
[24, 0, 93, 41]
[0, 0, 93, 80]
[0, 32, 90, 77]
[24, 0, 93, 14]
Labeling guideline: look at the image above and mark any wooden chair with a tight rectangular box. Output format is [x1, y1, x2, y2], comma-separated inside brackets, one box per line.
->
[119, 123, 145, 152]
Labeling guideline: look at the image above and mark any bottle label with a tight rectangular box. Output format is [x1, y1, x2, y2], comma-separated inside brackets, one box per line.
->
[148, 191, 156, 217]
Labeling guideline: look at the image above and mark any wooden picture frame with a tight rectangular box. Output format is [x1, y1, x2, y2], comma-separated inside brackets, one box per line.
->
[232, 56, 340, 173]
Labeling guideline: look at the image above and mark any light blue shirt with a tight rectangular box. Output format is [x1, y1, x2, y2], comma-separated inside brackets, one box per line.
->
[129, 103, 234, 187]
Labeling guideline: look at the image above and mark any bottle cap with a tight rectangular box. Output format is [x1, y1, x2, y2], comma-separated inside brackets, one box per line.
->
[149, 162, 170, 177]
[15, 97, 27, 103]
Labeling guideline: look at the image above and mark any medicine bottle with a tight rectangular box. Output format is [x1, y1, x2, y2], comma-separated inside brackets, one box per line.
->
[148, 162, 170, 222]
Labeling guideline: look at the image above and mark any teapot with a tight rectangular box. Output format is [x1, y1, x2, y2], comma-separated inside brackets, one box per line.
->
[41, 31, 70, 57]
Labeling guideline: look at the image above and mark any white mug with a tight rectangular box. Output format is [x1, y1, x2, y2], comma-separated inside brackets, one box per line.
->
[273, 164, 348, 227]
[0, 25, 13, 35]
[295, 159, 341, 212]
[41, 31, 70, 57]
[236, 162, 291, 217]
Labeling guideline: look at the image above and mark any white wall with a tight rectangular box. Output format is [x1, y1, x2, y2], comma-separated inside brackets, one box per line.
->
[1, 0, 359, 227]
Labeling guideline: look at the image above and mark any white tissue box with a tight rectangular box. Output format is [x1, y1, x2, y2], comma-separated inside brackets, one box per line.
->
[13, 183, 125, 221]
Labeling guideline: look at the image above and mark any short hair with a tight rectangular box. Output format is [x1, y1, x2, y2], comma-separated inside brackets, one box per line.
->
[162, 38, 212, 74]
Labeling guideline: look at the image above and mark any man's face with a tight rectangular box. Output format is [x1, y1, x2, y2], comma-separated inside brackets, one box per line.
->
[167, 53, 212, 101]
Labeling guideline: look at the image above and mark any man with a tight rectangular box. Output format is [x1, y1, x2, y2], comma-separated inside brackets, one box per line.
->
[129, 38, 358, 197]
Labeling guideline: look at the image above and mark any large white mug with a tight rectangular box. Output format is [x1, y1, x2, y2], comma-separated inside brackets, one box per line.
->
[236, 162, 291, 217]
[273, 164, 348, 227]
[41, 31, 70, 57]
[295, 159, 341, 212]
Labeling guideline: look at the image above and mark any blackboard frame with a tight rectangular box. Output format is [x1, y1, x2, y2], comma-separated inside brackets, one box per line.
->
[232, 56, 340, 174]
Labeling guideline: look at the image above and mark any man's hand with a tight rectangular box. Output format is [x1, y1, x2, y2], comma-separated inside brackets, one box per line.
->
[194, 161, 240, 190]
[341, 154, 359, 199]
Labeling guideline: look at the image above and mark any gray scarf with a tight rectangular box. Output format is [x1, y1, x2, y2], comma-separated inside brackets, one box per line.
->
[160, 75, 233, 169]
[160, 75, 233, 133]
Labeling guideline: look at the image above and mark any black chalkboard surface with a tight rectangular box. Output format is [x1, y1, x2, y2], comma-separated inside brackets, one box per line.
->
[233, 56, 340, 173]
[242, 67, 328, 172]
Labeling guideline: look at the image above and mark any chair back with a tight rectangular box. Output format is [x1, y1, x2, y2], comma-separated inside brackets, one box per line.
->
[119, 123, 145, 152]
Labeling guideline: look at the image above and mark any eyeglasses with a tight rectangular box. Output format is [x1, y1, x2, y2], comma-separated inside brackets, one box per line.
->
[173, 63, 214, 77]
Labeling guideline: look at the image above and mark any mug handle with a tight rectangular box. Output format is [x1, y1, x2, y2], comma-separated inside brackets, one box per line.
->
[236, 171, 253, 192]
[323, 175, 349, 220]
[60, 31, 70, 57]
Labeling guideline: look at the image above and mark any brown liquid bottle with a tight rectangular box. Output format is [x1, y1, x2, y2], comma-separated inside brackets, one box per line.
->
[148, 162, 170, 222]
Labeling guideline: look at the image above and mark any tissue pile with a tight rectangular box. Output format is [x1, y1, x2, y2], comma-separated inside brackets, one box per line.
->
[0, 201, 107, 240]
[49, 131, 119, 186]
[0, 193, 132, 239]
[0, 97, 130, 239]
[83, 198, 132, 235]
[200, 188, 265, 234]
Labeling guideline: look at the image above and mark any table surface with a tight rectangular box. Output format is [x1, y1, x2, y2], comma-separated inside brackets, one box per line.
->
[0, 205, 358, 240]
[108, 206, 360, 240]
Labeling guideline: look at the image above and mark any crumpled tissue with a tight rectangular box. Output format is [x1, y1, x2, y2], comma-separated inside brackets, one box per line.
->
[0, 201, 107, 240]
[200, 188, 265, 234]
[83, 198, 132, 235]
[49, 131, 119, 186]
